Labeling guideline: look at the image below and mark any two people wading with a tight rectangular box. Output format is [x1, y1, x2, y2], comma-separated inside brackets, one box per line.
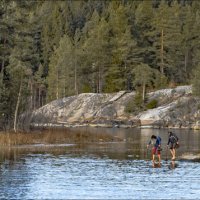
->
[147, 131, 179, 163]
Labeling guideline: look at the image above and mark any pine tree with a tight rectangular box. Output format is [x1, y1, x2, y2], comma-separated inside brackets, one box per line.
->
[191, 10, 200, 69]
[132, 63, 154, 102]
[153, 0, 171, 75]
[47, 32, 82, 101]
[2, 1, 40, 130]
[6, 53, 32, 132]
[82, 11, 111, 93]
[34, 64, 46, 108]
[0, 0, 15, 84]
[135, 0, 156, 66]
[152, 1, 185, 84]
[40, 2, 65, 76]
[191, 9, 200, 96]
[105, 3, 139, 92]
[192, 62, 200, 96]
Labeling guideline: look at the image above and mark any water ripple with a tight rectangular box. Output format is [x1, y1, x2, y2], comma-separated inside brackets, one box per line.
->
[0, 153, 200, 199]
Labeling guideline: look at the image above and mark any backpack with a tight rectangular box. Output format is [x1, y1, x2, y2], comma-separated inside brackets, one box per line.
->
[157, 136, 162, 151]
[157, 136, 161, 143]
[171, 133, 178, 143]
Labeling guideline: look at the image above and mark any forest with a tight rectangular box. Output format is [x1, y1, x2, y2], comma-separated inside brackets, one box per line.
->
[0, 0, 200, 130]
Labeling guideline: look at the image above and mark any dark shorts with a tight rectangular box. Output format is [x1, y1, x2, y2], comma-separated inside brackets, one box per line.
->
[169, 143, 177, 149]
[152, 147, 161, 155]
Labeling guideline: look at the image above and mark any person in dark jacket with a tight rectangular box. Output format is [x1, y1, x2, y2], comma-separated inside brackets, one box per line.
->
[167, 131, 179, 160]
[147, 135, 162, 164]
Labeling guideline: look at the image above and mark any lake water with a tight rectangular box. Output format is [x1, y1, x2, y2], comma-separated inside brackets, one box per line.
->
[0, 128, 200, 199]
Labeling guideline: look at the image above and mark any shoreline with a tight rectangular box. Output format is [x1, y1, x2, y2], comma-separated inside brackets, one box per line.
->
[30, 122, 200, 130]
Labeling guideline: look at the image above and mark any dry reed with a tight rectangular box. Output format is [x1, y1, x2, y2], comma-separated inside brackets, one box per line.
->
[0, 128, 123, 146]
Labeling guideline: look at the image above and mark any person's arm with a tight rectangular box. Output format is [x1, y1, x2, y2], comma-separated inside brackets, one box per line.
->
[147, 139, 151, 148]
[174, 133, 179, 142]
[167, 137, 170, 146]
[158, 137, 161, 146]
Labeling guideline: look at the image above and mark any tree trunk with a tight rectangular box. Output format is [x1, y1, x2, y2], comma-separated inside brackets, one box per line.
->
[142, 83, 146, 103]
[160, 29, 164, 74]
[41, 94, 44, 107]
[33, 88, 36, 110]
[38, 87, 41, 108]
[14, 79, 22, 133]
[98, 66, 101, 93]
[0, 38, 6, 84]
[74, 51, 78, 95]
[184, 49, 188, 72]
[30, 80, 33, 110]
[1, 59, 5, 83]
[56, 67, 59, 99]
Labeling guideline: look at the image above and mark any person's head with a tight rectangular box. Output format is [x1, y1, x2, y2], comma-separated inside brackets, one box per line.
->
[151, 135, 157, 139]
[168, 131, 172, 136]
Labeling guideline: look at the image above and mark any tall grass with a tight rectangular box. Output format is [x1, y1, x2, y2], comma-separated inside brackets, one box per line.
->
[0, 128, 123, 146]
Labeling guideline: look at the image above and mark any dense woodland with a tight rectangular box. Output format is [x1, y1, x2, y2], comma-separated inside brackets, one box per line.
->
[0, 0, 200, 130]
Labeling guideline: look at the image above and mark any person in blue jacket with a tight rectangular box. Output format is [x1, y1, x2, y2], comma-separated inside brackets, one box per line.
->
[147, 135, 162, 164]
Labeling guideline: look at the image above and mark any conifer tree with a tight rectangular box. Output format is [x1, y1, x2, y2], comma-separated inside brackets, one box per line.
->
[135, 0, 155, 66]
[47, 31, 83, 101]
[40, 2, 65, 75]
[152, 1, 184, 84]
[82, 10, 110, 93]
[132, 63, 154, 102]
[192, 62, 200, 96]
[181, 5, 194, 78]
[105, 3, 139, 92]
[2, 1, 40, 130]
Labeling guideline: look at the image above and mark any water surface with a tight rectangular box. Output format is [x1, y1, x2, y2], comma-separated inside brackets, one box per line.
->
[0, 128, 200, 199]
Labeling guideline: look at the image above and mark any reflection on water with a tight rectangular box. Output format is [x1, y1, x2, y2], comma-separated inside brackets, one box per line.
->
[0, 128, 200, 199]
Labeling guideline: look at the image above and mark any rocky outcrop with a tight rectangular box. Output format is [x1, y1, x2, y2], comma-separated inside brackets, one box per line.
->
[138, 86, 200, 129]
[29, 85, 200, 129]
[180, 153, 200, 161]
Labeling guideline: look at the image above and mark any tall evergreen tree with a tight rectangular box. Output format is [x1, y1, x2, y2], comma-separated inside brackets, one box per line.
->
[192, 65, 200, 97]
[40, 2, 65, 76]
[82, 10, 110, 93]
[47, 30, 83, 101]
[132, 63, 154, 102]
[135, 0, 155, 66]
[105, 3, 139, 92]
[1, 1, 40, 130]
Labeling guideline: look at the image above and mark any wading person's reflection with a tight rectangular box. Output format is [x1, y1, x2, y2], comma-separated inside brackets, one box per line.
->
[168, 160, 178, 170]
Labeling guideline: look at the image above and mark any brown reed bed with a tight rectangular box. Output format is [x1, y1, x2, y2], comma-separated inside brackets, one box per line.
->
[0, 128, 123, 146]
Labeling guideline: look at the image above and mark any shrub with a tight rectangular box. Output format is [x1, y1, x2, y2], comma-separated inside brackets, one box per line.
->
[146, 99, 158, 109]
[124, 99, 137, 113]
[134, 93, 144, 107]
[124, 93, 144, 113]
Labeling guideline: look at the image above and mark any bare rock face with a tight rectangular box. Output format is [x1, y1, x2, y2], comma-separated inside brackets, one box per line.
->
[30, 85, 200, 129]
[138, 86, 199, 129]
[180, 153, 200, 161]
[30, 91, 138, 127]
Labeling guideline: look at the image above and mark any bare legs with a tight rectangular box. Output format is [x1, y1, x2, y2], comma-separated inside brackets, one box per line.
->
[152, 153, 161, 168]
[152, 152, 161, 163]
[158, 154, 161, 163]
[170, 148, 176, 160]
